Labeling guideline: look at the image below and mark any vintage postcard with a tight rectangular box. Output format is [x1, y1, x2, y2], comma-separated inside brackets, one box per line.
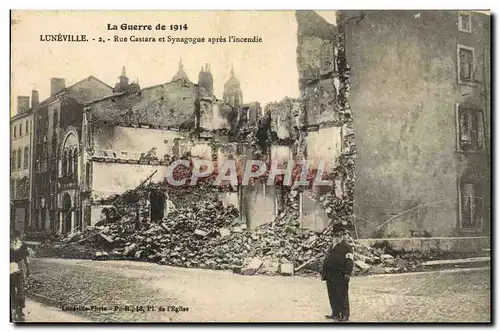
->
[10, 9, 491, 323]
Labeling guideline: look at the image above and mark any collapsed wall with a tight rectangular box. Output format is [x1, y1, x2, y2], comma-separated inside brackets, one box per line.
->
[295, 10, 356, 232]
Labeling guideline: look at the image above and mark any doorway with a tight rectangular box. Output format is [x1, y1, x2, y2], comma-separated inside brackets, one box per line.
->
[62, 193, 72, 234]
[149, 190, 166, 222]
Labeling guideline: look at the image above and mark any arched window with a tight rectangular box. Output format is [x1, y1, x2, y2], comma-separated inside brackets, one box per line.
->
[62, 150, 67, 176]
[17, 148, 22, 170]
[12, 150, 16, 170]
[24, 147, 29, 169]
[19, 123, 23, 137]
[73, 149, 78, 176]
[53, 111, 58, 128]
[13, 125, 17, 139]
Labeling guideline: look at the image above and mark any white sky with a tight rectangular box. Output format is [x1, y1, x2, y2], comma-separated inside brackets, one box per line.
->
[10, 10, 336, 116]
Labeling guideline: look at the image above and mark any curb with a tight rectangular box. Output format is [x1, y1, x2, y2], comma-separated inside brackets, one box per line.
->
[357, 266, 490, 279]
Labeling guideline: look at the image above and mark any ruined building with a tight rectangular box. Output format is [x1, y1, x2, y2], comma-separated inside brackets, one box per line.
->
[78, 61, 265, 232]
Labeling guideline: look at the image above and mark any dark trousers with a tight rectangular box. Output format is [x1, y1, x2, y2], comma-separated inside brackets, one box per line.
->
[10, 272, 25, 311]
[326, 277, 350, 319]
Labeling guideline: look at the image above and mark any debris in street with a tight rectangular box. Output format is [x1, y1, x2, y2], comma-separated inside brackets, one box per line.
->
[35, 181, 437, 277]
[279, 263, 294, 276]
[241, 258, 264, 275]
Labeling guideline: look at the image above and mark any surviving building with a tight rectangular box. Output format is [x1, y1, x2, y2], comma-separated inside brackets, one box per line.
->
[32, 76, 114, 233]
[10, 93, 36, 233]
[342, 10, 491, 238]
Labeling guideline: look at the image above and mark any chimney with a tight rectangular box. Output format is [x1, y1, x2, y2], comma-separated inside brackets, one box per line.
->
[31, 90, 39, 108]
[17, 96, 30, 114]
[50, 78, 66, 96]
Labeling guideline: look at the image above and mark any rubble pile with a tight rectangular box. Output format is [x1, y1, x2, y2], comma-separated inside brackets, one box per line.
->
[39, 179, 424, 277]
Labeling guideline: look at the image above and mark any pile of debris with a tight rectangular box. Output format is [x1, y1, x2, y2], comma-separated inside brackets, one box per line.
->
[42, 181, 424, 277]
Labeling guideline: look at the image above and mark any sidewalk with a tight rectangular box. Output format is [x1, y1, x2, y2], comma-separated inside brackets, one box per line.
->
[18, 299, 93, 323]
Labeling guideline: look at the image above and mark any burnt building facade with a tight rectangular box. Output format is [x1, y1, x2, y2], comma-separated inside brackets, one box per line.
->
[78, 61, 260, 232]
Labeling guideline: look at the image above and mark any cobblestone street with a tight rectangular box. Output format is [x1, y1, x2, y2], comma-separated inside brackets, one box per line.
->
[24, 258, 491, 323]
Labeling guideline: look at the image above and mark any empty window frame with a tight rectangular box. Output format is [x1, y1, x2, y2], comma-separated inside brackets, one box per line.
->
[457, 45, 475, 85]
[458, 11, 472, 33]
[455, 104, 485, 152]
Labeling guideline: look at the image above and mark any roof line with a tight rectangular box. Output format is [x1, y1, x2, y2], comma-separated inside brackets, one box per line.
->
[85, 91, 126, 106]
[87, 75, 114, 89]
[66, 75, 113, 91]
[10, 109, 33, 121]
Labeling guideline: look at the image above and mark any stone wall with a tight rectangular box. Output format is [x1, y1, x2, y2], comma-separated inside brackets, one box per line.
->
[87, 80, 197, 129]
[90, 161, 168, 201]
[342, 10, 490, 237]
[93, 125, 184, 159]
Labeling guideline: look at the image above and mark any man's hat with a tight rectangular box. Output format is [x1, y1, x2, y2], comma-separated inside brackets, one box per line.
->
[331, 221, 351, 234]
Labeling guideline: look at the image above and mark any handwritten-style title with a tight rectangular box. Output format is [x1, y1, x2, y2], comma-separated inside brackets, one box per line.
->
[107, 23, 188, 31]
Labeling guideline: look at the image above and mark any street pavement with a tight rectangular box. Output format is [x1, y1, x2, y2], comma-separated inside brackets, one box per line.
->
[24, 258, 491, 323]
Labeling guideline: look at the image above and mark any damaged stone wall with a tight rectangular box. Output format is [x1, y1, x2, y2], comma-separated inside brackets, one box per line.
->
[93, 125, 185, 159]
[242, 184, 277, 229]
[90, 162, 168, 201]
[199, 98, 233, 131]
[295, 10, 356, 231]
[343, 10, 490, 237]
[86, 79, 197, 129]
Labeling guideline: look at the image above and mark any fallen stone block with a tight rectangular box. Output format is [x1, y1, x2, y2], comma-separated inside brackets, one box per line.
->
[381, 254, 394, 261]
[354, 260, 371, 271]
[261, 260, 280, 274]
[94, 251, 109, 260]
[241, 258, 263, 275]
[219, 228, 231, 237]
[383, 258, 396, 266]
[384, 267, 400, 273]
[134, 250, 143, 260]
[280, 257, 291, 265]
[98, 233, 114, 244]
[194, 229, 209, 237]
[123, 243, 137, 256]
[366, 257, 382, 265]
[354, 253, 370, 262]
[279, 263, 294, 276]
[395, 257, 408, 269]
[368, 265, 386, 275]
[232, 265, 243, 274]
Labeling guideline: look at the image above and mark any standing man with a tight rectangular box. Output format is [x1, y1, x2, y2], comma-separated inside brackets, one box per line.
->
[322, 223, 354, 322]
